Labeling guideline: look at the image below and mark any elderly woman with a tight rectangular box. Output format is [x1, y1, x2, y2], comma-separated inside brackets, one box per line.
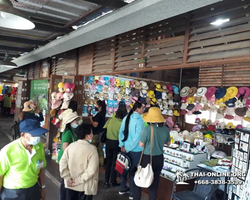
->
[59, 124, 99, 200]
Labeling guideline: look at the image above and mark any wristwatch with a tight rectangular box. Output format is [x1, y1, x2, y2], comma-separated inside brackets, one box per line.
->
[41, 185, 45, 189]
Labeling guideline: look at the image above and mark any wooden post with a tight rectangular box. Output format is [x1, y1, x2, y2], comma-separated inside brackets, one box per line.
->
[90, 44, 94, 74]
[112, 36, 117, 72]
[182, 14, 191, 64]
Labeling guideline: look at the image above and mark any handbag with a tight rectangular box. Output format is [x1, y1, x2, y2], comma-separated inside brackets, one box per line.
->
[98, 118, 111, 143]
[134, 125, 154, 188]
[115, 151, 131, 176]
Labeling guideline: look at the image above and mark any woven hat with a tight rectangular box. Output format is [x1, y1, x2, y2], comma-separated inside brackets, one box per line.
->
[162, 85, 168, 92]
[202, 104, 210, 111]
[194, 96, 202, 103]
[225, 87, 238, 101]
[180, 86, 190, 97]
[188, 87, 197, 97]
[205, 87, 216, 100]
[215, 88, 226, 100]
[134, 80, 141, 90]
[142, 107, 165, 123]
[140, 81, 149, 90]
[235, 107, 247, 117]
[63, 111, 80, 125]
[236, 87, 250, 98]
[196, 87, 207, 97]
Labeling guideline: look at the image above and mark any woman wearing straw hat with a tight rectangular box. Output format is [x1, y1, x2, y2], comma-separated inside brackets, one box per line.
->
[58, 110, 82, 200]
[133, 107, 171, 200]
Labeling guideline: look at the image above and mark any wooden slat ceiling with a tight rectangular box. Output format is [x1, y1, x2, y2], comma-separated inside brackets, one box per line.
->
[0, 0, 131, 60]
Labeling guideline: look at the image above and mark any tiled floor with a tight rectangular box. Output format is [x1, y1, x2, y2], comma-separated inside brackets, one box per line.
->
[0, 117, 148, 200]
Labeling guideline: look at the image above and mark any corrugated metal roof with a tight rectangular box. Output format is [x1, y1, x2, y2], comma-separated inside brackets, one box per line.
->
[0, 0, 134, 60]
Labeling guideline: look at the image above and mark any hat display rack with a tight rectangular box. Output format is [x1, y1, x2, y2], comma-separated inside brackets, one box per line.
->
[82, 75, 181, 118]
[180, 86, 250, 127]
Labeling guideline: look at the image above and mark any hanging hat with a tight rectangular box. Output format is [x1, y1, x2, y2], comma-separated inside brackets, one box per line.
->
[155, 84, 163, 92]
[243, 116, 250, 123]
[173, 94, 180, 102]
[207, 125, 215, 132]
[155, 91, 162, 99]
[134, 80, 141, 90]
[225, 97, 237, 107]
[236, 87, 250, 99]
[51, 99, 62, 110]
[167, 110, 173, 116]
[173, 110, 180, 116]
[196, 87, 207, 97]
[188, 87, 197, 97]
[215, 98, 226, 107]
[216, 113, 224, 120]
[186, 104, 195, 111]
[224, 114, 234, 120]
[208, 96, 216, 106]
[215, 88, 226, 100]
[245, 99, 250, 109]
[64, 83, 75, 93]
[195, 118, 201, 123]
[180, 103, 188, 110]
[235, 107, 247, 117]
[205, 87, 216, 100]
[180, 86, 190, 97]
[225, 122, 236, 129]
[167, 85, 173, 93]
[61, 101, 70, 110]
[162, 85, 168, 93]
[201, 96, 208, 104]
[148, 82, 155, 90]
[202, 104, 210, 111]
[151, 98, 157, 105]
[172, 85, 179, 94]
[180, 109, 187, 115]
[193, 111, 202, 115]
[165, 117, 174, 129]
[142, 107, 165, 123]
[51, 92, 58, 102]
[58, 82, 65, 93]
[187, 96, 195, 104]
[162, 92, 167, 100]
[194, 96, 202, 103]
[63, 92, 74, 101]
[225, 87, 238, 101]
[225, 107, 235, 115]
[168, 93, 173, 100]
[140, 81, 149, 90]
[140, 89, 148, 98]
[234, 115, 243, 121]
[181, 96, 188, 103]
[147, 90, 155, 99]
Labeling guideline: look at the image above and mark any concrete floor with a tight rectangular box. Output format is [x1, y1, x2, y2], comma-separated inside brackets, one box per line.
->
[0, 117, 148, 200]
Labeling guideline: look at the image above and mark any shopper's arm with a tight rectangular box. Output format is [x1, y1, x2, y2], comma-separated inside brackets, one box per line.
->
[59, 149, 71, 181]
[118, 118, 126, 148]
[126, 121, 144, 151]
[39, 168, 46, 200]
[75, 150, 99, 184]
[89, 116, 98, 127]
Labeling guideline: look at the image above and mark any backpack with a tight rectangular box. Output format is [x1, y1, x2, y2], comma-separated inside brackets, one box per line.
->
[115, 152, 131, 175]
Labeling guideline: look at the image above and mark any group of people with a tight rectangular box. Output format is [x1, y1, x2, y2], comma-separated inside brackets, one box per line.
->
[1, 93, 13, 116]
[0, 98, 171, 200]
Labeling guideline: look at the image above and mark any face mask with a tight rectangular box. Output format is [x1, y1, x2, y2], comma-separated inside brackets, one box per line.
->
[94, 107, 99, 111]
[26, 136, 40, 145]
[88, 139, 92, 143]
[71, 124, 79, 129]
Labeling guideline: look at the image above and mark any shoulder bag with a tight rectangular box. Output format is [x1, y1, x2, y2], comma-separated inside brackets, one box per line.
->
[99, 118, 111, 143]
[134, 125, 154, 188]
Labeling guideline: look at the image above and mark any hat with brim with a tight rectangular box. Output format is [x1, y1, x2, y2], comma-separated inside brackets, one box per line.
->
[235, 107, 247, 117]
[202, 104, 210, 111]
[186, 104, 195, 111]
[224, 114, 234, 120]
[173, 110, 180, 116]
[23, 101, 34, 112]
[172, 85, 179, 94]
[140, 81, 149, 90]
[196, 87, 207, 97]
[155, 91, 162, 99]
[180, 87, 190, 97]
[225, 87, 238, 101]
[180, 109, 187, 115]
[225, 97, 237, 107]
[188, 87, 197, 97]
[63, 111, 80, 125]
[205, 87, 216, 100]
[63, 92, 74, 101]
[181, 97, 188, 103]
[149, 82, 155, 90]
[243, 116, 250, 123]
[245, 99, 250, 109]
[61, 101, 70, 110]
[236, 87, 250, 98]
[20, 119, 48, 136]
[216, 113, 224, 120]
[52, 99, 62, 110]
[142, 107, 165, 123]
[162, 85, 168, 93]
[167, 85, 173, 93]
[134, 80, 141, 90]
[234, 115, 243, 121]
[215, 88, 226, 100]
[193, 111, 202, 115]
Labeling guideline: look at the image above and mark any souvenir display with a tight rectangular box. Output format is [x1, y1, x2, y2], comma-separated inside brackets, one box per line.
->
[82, 76, 180, 117]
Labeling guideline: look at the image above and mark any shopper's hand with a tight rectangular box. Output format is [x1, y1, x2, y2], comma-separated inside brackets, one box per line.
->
[66, 178, 75, 187]
[121, 146, 126, 153]
[72, 177, 82, 187]
[89, 115, 93, 119]
[40, 188, 45, 200]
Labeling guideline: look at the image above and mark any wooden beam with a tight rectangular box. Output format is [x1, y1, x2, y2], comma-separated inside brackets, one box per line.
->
[79, 56, 250, 76]
[34, 23, 73, 33]
[183, 14, 191, 64]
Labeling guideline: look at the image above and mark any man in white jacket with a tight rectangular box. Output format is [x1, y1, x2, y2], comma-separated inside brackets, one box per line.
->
[60, 124, 99, 200]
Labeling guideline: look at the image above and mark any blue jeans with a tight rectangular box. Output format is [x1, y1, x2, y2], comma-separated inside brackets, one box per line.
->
[121, 151, 142, 195]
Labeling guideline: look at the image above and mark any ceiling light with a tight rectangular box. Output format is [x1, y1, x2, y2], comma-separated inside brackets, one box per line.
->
[0, 60, 17, 68]
[210, 18, 230, 26]
[0, 0, 35, 30]
[3, 80, 6, 81]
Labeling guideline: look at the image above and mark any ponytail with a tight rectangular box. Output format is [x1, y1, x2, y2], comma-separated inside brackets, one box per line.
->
[122, 101, 142, 142]
[97, 100, 106, 116]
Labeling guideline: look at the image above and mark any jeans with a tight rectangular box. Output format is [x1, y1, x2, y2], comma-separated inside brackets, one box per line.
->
[66, 189, 93, 200]
[0, 183, 40, 200]
[120, 151, 141, 195]
[133, 154, 164, 200]
[105, 139, 120, 184]
[59, 179, 66, 200]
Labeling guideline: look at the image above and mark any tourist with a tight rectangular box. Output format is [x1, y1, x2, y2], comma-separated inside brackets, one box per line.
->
[19, 100, 44, 122]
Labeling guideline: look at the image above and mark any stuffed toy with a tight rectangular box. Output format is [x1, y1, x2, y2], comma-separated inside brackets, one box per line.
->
[125, 80, 130, 88]
[110, 77, 116, 87]
[120, 79, 125, 88]
[94, 76, 99, 84]
[116, 79, 121, 87]
[96, 85, 103, 93]
[130, 81, 134, 88]
[99, 77, 105, 85]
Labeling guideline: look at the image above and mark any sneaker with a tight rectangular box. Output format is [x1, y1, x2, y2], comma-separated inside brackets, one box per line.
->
[119, 188, 130, 195]
[129, 194, 133, 200]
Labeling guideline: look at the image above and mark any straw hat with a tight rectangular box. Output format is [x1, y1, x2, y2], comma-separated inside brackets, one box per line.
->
[225, 87, 238, 101]
[23, 101, 36, 112]
[196, 87, 207, 97]
[188, 87, 197, 97]
[180, 86, 190, 97]
[142, 107, 165, 123]
[63, 111, 80, 125]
